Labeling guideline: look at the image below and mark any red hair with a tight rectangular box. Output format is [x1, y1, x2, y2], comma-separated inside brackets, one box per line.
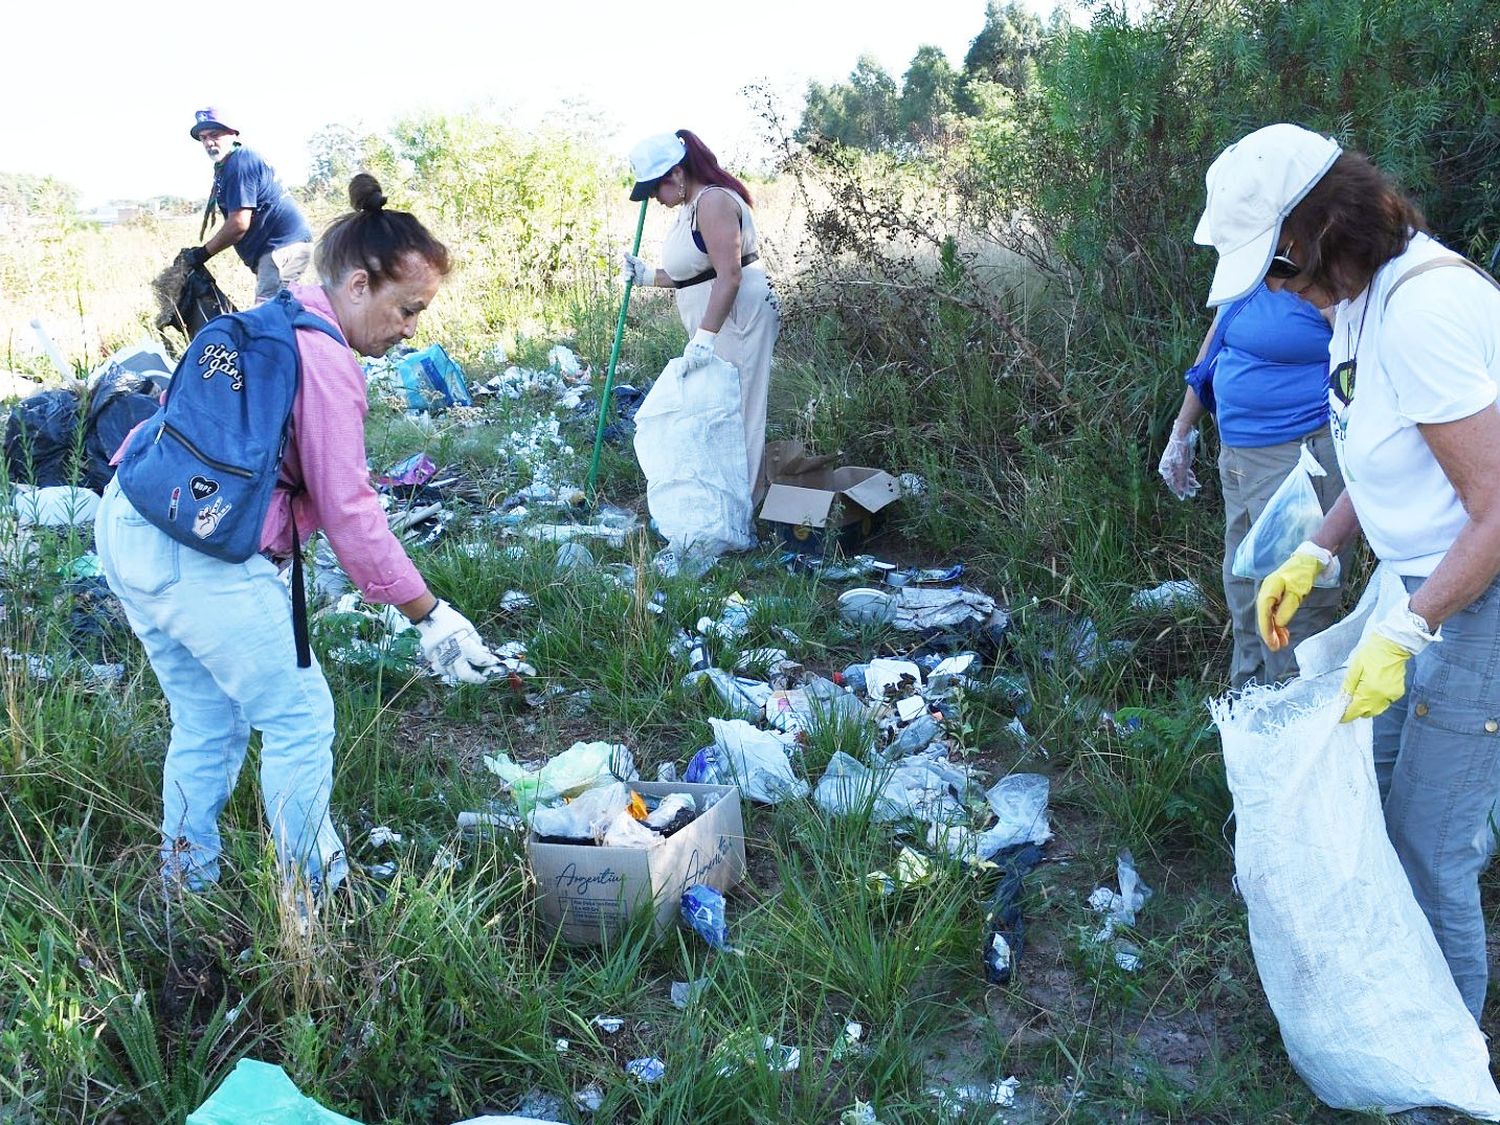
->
[675, 129, 753, 207]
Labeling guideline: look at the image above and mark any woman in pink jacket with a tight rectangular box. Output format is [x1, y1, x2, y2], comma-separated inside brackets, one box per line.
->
[95, 174, 498, 896]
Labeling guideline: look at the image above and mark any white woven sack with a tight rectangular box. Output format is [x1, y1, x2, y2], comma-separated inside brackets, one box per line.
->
[1210, 568, 1500, 1118]
[633, 356, 755, 560]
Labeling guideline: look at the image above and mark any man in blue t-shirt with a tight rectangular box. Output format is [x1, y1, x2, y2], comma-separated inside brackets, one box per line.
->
[179, 107, 314, 302]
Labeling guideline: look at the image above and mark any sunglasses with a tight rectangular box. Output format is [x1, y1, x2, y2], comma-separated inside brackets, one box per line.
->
[1266, 253, 1301, 280]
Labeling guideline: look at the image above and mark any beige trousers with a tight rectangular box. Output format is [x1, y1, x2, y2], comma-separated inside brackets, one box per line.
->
[255, 242, 313, 302]
[1219, 427, 1348, 687]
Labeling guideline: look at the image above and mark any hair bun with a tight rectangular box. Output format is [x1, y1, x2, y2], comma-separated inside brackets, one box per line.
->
[348, 172, 387, 213]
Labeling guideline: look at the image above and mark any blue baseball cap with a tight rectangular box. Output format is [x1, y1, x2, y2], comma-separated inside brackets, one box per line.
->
[189, 107, 239, 140]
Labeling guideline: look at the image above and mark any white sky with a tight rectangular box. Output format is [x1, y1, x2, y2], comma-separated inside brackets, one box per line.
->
[4, 1, 1055, 207]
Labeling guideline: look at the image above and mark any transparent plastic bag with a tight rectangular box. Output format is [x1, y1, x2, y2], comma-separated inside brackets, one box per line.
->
[1231, 444, 1337, 587]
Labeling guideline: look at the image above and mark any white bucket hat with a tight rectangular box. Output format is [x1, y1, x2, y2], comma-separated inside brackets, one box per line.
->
[628, 132, 687, 201]
[1193, 123, 1342, 306]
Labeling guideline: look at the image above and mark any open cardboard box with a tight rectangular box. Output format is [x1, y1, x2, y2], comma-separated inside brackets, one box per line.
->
[757, 440, 901, 554]
[527, 781, 746, 945]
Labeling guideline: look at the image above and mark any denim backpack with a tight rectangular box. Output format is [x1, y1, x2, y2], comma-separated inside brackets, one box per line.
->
[115, 290, 346, 664]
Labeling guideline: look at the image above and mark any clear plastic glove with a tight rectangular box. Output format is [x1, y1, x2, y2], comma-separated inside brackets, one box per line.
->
[414, 601, 502, 685]
[621, 252, 654, 288]
[1157, 429, 1200, 500]
[682, 328, 717, 371]
[1340, 597, 1439, 723]
[1255, 541, 1335, 650]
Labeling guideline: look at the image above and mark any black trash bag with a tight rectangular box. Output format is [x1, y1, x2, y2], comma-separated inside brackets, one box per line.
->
[155, 261, 236, 345]
[81, 364, 167, 492]
[4, 388, 82, 486]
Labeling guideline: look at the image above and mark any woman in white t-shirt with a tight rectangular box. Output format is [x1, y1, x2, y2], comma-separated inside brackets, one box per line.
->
[1195, 123, 1500, 1022]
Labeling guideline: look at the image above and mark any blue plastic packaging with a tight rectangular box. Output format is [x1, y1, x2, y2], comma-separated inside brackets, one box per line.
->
[681, 883, 732, 950]
[395, 344, 472, 411]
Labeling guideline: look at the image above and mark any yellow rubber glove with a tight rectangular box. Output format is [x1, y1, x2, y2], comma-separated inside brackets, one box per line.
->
[1256, 542, 1336, 651]
[1339, 597, 1439, 723]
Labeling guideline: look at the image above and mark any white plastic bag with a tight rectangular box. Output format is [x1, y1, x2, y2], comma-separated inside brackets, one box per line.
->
[1231, 444, 1337, 586]
[633, 356, 755, 561]
[1210, 571, 1500, 1119]
[707, 718, 808, 804]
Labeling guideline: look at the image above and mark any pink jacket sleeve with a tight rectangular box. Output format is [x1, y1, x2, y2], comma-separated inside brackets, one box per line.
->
[259, 287, 427, 606]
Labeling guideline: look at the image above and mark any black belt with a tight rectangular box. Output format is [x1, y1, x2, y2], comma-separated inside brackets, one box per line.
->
[676, 253, 759, 289]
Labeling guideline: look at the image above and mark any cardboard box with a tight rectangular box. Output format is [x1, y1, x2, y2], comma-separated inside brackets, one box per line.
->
[527, 782, 746, 945]
[757, 441, 901, 554]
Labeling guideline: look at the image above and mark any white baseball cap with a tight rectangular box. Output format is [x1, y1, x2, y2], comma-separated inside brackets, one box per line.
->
[628, 132, 687, 201]
[1193, 123, 1342, 306]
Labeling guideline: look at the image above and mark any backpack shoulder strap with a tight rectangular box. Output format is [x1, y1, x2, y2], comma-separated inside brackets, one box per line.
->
[1383, 256, 1500, 313]
[268, 290, 348, 349]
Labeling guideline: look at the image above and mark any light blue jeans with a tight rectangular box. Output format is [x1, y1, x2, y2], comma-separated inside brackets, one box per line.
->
[95, 479, 346, 891]
[1374, 572, 1500, 1022]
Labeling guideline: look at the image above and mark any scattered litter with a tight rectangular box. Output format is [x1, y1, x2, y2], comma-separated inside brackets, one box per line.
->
[625, 1057, 665, 1083]
[840, 1100, 885, 1125]
[484, 742, 637, 815]
[1089, 849, 1152, 971]
[589, 1015, 624, 1035]
[572, 1083, 604, 1114]
[700, 718, 807, 803]
[670, 979, 708, 1008]
[185, 1057, 361, 1124]
[554, 542, 595, 572]
[866, 847, 934, 895]
[682, 668, 771, 722]
[392, 344, 472, 412]
[373, 452, 437, 488]
[1129, 579, 1207, 612]
[499, 590, 533, 613]
[681, 883, 735, 951]
[782, 553, 895, 580]
[430, 845, 462, 872]
[11, 484, 99, 527]
[509, 1087, 568, 1121]
[864, 657, 922, 698]
[547, 344, 582, 376]
[712, 1031, 801, 1077]
[886, 564, 963, 588]
[815, 754, 917, 823]
[982, 843, 1046, 984]
[457, 810, 522, 833]
[367, 827, 402, 848]
[833, 1021, 867, 1060]
[928, 770, 1051, 864]
[524, 523, 628, 548]
[929, 1077, 1020, 1119]
[837, 588, 897, 627]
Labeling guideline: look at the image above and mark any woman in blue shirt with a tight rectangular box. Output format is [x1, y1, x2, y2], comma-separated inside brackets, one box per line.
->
[1158, 281, 1343, 686]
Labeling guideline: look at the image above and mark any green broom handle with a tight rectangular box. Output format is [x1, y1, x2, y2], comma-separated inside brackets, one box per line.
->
[586, 199, 650, 499]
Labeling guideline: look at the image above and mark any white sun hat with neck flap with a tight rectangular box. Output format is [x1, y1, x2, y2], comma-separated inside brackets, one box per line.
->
[1193, 123, 1342, 306]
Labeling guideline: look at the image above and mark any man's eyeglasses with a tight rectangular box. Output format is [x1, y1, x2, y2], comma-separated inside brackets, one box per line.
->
[1266, 253, 1301, 280]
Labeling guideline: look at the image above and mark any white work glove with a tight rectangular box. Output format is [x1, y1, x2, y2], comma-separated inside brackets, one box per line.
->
[413, 601, 502, 685]
[682, 328, 718, 371]
[1157, 428, 1201, 501]
[620, 252, 654, 288]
